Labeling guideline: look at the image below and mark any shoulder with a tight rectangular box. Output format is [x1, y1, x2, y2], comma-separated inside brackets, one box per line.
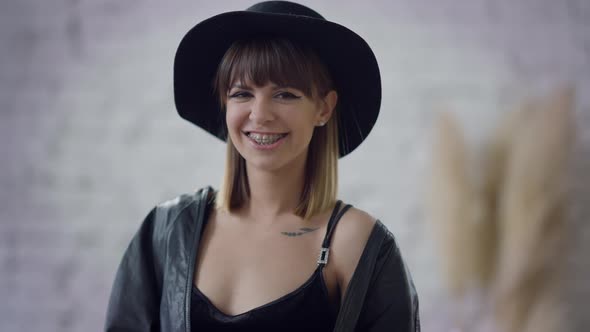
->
[330, 205, 377, 289]
[331, 213, 420, 331]
[155, 190, 200, 219]
[331, 206, 376, 250]
[149, 186, 215, 234]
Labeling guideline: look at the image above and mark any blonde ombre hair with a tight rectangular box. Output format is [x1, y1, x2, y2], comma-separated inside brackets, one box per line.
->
[213, 38, 339, 220]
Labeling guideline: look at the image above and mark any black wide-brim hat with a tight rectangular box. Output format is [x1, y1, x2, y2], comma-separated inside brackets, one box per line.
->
[174, 1, 381, 157]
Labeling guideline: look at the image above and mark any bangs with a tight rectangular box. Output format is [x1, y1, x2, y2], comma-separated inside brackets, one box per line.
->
[215, 38, 333, 105]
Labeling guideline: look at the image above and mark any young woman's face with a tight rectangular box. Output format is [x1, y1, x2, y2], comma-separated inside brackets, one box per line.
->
[225, 80, 333, 173]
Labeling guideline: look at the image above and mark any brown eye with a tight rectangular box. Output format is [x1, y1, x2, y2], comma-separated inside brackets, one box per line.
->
[275, 91, 301, 99]
[228, 91, 252, 99]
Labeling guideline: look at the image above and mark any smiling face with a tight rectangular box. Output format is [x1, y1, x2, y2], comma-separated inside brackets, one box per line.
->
[214, 38, 340, 218]
[226, 81, 332, 173]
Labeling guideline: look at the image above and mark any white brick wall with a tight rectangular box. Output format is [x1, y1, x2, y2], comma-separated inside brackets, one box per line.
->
[1, 0, 588, 331]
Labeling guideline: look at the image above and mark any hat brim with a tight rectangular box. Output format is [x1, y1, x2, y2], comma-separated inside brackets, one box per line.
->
[174, 10, 381, 157]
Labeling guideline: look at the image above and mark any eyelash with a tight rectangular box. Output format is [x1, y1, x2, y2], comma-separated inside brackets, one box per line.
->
[227, 91, 252, 99]
[275, 91, 301, 99]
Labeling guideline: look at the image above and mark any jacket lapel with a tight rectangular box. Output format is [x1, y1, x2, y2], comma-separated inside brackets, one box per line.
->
[183, 187, 212, 332]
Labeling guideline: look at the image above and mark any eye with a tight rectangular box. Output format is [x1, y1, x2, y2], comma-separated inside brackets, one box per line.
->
[274, 91, 301, 100]
[228, 91, 253, 99]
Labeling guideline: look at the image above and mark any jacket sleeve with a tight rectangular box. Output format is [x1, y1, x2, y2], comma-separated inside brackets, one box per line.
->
[356, 231, 421, 332]
[104, 207, 162, 332]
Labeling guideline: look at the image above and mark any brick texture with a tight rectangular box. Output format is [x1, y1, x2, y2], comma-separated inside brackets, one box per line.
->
[1, 0, 588, 331]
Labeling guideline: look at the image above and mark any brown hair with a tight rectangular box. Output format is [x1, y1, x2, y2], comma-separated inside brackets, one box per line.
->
[214, 38, 339, 219]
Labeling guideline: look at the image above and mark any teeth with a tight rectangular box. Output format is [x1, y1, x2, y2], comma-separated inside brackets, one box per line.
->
[247, 133, 285, 145]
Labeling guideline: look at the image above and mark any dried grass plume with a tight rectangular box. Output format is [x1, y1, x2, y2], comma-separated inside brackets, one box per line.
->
[429, 87, 574, 332]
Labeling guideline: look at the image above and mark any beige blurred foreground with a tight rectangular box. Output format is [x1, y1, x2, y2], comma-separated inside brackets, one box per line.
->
[429, 88, 574, 332]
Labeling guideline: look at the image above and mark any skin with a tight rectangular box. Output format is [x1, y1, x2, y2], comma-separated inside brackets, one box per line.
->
[193, 80, 376, 316]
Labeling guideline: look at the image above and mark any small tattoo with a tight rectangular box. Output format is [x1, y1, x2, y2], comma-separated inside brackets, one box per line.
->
[281, 227, 320, 237]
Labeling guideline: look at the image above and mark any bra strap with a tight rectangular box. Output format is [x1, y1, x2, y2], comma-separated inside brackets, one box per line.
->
[317, 201, 353, 266]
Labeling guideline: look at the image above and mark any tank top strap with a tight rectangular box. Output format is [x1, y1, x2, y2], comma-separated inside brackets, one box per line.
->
[317, 200, 353, 267]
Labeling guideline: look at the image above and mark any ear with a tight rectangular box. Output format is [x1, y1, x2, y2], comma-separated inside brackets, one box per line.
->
[316, 90, 338, 126]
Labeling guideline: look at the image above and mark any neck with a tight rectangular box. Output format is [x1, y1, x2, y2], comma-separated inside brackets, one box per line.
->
[243, 159, 306, 222]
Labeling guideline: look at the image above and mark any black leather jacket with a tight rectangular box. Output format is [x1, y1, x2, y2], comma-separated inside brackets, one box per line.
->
[105, 187, 420, 331]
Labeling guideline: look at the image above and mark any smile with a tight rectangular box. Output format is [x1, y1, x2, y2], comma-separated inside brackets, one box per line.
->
[244, 131, 288, 148]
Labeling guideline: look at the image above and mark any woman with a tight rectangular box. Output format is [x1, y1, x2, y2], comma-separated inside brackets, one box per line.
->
[105, 1, 420, 331]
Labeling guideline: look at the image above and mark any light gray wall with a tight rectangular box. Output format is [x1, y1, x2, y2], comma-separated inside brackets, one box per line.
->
[1, 0, 588, 331]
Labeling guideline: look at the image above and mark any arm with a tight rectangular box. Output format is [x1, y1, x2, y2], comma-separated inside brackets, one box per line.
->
[356, 228, 420, 332]
[104, 207, 162, 332]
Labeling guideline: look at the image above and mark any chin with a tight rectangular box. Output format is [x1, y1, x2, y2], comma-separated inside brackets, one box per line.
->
[242, 149, 309, 175]
[244, 155, 291, 173]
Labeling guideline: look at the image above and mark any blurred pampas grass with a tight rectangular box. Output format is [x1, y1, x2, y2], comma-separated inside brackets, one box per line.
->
[429, 87, 574, 332]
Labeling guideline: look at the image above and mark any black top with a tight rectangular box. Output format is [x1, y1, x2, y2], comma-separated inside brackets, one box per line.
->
[190, 201, 352, 331]
[105, 187, 420, 331]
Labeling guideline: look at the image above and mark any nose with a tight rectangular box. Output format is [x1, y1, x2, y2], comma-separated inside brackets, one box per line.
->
[249, 97, 275, 124]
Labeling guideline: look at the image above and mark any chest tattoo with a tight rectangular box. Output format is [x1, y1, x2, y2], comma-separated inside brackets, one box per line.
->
[281, 227, 320, 237]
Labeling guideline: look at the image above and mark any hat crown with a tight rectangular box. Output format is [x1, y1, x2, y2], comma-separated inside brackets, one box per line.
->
[246, 1, 325, 20]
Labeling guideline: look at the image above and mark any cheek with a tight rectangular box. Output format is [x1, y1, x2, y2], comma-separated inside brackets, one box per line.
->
[225, 107, 246, 137]
[292, 109, 319, 137]
[288, 118, 316, 145]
